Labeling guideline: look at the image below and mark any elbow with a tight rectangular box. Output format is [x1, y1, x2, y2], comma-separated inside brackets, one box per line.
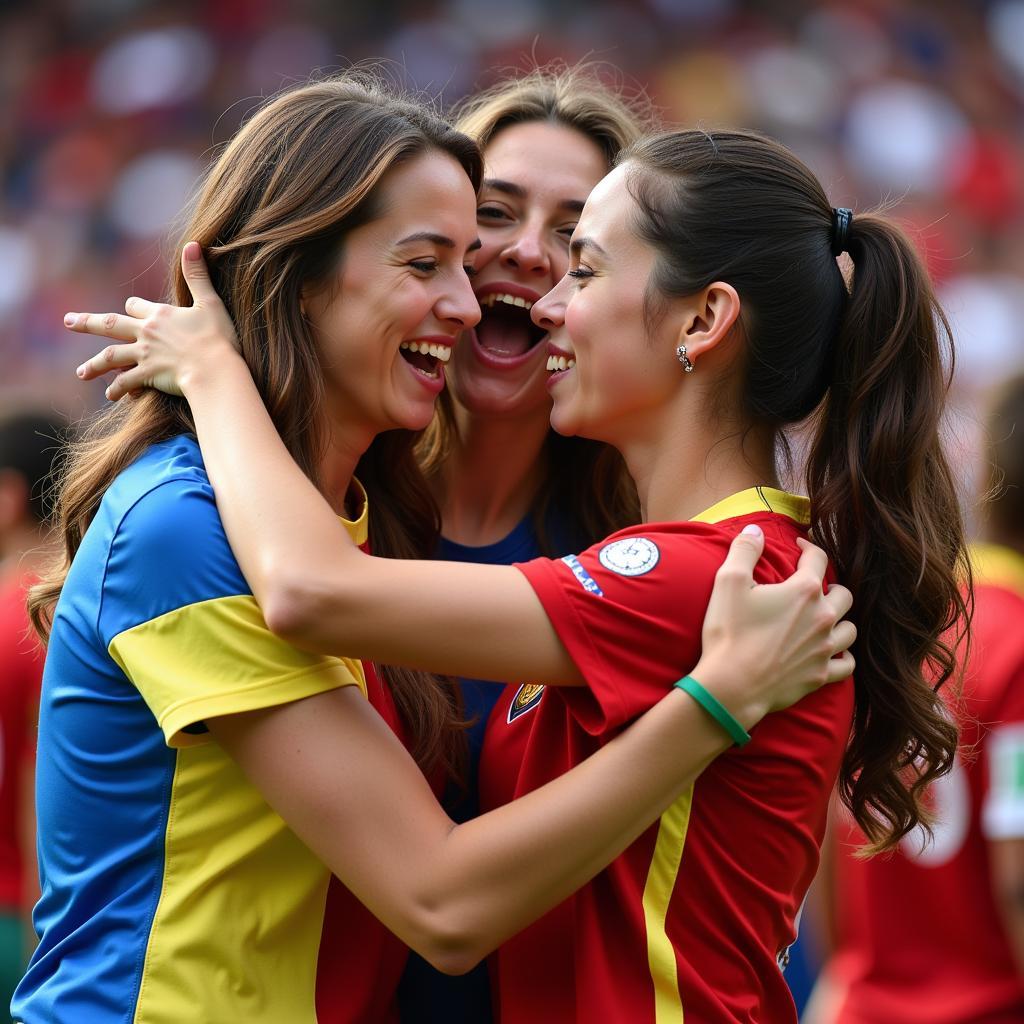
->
[407, 906, 490, 976]
[259, 576, 329, 649]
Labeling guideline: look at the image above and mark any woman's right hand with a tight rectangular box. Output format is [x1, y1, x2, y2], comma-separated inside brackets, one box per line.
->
[67, 242, 241, 400]
[691, 526, 856, 731]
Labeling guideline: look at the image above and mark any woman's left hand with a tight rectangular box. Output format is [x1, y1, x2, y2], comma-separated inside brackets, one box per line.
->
[67, 241, 241, 400]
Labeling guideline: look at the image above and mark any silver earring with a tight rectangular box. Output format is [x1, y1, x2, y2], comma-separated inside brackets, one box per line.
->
[676, 344, 695, 373]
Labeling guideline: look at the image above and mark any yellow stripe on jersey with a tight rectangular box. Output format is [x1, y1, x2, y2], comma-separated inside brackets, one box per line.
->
[691, 486, 810, 527]
[133, 737, 331, 1022]
[640, 487, 808, 1021]
[970, 542, 1024, 597]
[108, 593, 366, 747]
[642, 785, 695, 1024]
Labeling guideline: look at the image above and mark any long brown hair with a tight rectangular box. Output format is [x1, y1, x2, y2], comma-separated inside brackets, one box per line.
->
[418, 65, 651, 550]
[30, 74, 483, 776]
[624, 129, 971, 852]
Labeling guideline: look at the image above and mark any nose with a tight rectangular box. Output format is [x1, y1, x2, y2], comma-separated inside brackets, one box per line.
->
[501, 221, 550, 277]
[531, 276, 568, 332]
[437, 269, 482, 330]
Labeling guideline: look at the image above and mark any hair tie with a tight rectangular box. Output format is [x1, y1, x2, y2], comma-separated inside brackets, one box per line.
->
[831, 207, 853, 256]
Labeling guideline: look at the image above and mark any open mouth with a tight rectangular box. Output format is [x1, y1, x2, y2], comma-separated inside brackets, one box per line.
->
[476, 293, 547, 358]
[399, 340, 452, 379]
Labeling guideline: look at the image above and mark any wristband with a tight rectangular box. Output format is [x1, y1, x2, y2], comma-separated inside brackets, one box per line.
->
[674, 675, 751, 747]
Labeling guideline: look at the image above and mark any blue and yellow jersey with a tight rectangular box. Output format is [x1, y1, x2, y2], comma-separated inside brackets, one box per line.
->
[14, 434, 366, 1024]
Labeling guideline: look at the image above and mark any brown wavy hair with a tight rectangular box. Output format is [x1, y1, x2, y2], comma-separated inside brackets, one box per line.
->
[418, 65, 651, 550]
[623, 129, 971, 852]
[29, 74, 483, 777]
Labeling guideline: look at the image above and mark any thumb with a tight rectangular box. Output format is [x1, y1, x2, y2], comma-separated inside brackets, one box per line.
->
[180, 241, 220, 308]
[717, 524, 765, 588]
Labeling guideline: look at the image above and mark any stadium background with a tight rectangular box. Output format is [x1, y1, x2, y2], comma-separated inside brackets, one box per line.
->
[1, 0, 1022, 1016]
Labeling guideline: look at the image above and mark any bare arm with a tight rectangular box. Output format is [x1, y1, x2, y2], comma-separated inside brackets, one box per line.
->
[205, 524, 851, 974]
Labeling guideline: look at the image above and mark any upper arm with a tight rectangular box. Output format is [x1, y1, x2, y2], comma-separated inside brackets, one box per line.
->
[102, 479, 364, 745]
[275, 553, 585, 687]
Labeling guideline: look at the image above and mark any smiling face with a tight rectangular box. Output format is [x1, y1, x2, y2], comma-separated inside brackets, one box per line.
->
[532, 162, 684, 446]
[303, 150, 481, 441]
[447, 120, 609, 421]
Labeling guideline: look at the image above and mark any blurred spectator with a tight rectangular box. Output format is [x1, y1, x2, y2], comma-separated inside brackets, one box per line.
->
[0, 411, 64, 1010]
[805, 376, 1024, 1024]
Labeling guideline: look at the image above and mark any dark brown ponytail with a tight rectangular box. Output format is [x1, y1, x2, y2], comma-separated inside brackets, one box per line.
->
[624, 129, 970, 852]
[806, 214, 970, 850]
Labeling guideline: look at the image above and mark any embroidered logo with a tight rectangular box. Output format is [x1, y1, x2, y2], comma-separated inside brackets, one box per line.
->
[561, 554, 604, 596]
[598, 537, 660, 577]
[508, 683, 545, 723]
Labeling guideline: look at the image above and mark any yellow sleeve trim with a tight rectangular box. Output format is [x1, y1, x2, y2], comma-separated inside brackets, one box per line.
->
[108, 593, 366, 748]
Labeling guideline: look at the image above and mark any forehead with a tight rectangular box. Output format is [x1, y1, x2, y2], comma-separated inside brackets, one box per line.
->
[575, 162, 640, 244]
[484, 121, 608, 194]
[371, 150, 478, 245]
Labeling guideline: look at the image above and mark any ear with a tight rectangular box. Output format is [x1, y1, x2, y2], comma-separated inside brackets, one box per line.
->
[674, 281, 741, 366]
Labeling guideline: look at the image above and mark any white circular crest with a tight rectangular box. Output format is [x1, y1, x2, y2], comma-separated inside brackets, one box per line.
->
[598, 537, 660, 577]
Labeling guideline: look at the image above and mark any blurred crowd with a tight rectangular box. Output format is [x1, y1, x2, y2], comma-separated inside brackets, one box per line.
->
[1, 0, 1023, 433]
[1, 0, 1023, 1019]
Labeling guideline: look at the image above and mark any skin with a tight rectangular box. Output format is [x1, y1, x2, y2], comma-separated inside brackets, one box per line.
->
[65, 157, 857, 974]
[439, 120, 609, 545]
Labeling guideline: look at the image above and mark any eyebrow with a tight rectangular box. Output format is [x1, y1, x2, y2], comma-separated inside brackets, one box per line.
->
[483, 179, 586, 214]
[570, 236, 609, 259]
[396, 231, 482, 253]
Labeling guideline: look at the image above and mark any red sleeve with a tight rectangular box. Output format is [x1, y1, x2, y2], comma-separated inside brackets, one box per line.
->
[515, 525, 732, 735]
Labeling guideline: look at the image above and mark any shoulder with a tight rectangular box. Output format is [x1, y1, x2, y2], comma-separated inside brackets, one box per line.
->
[97, 436, 249, 642]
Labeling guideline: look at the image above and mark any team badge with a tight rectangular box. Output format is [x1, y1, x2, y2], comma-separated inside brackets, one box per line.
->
[598, 537, 660, 577]
[508, 683, 545, 723]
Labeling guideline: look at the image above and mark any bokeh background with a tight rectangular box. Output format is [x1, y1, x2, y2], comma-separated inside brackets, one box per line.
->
[1, 0, 1022, 1011]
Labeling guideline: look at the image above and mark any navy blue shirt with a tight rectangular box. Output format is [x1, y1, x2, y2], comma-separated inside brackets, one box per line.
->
[398, 513, 572, 1023]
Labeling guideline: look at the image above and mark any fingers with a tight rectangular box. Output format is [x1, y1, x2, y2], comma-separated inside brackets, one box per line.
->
[825, 650, 855, 684]
[823, 583, 854, 620]
[180, 241, 220, 306]
[715, 525, 765, 588]
[124, 296, 160, 319]
[75, 344, 140, 381]
[794, 537, 829, 584]
[831, 619, 858, 656]
[64, 311, 139, 343]
[105, 367, 150, 402]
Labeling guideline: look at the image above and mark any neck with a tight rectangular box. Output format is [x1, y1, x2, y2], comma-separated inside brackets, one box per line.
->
[436, 403, 552, 546]
[319, 411, 373, 515]
[617, 398, 779, 523]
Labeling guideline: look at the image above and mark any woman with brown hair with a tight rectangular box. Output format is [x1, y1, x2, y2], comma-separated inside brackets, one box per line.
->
[74, 124, 968, 1021]
[30, 76, 853, 1024]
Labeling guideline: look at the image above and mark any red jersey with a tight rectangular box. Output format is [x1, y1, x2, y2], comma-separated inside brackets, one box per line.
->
[825, 543, 1024, 1024]
[315, 492, 443, 1022]
[0, 568, 43, 911]
[480, 488, 854, 1023]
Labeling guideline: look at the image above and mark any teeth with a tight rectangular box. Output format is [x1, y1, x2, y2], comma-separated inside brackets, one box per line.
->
[546, 355, 576, 372]
[481, 292, 534, 311]
[400, 341, 452, 363]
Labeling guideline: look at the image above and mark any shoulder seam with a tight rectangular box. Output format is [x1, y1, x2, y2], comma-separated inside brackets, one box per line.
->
[95, 475, 215, 645]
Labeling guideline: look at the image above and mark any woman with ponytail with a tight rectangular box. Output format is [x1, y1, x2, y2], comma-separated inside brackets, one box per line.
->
[34, 81, 852, 1024]
[68, 127, 916, 1023]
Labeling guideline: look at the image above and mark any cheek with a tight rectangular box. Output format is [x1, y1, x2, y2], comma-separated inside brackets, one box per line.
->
[472, 234, 505, 274]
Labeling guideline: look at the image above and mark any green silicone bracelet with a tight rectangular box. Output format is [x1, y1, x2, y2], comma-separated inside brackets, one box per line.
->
[674, 675, 752, 747]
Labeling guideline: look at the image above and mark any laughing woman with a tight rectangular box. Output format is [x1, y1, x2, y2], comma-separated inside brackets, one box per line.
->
[70, 126, 968, 1021]
[26, 78, 853, 1024]
[403, 66, 650, 1020]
